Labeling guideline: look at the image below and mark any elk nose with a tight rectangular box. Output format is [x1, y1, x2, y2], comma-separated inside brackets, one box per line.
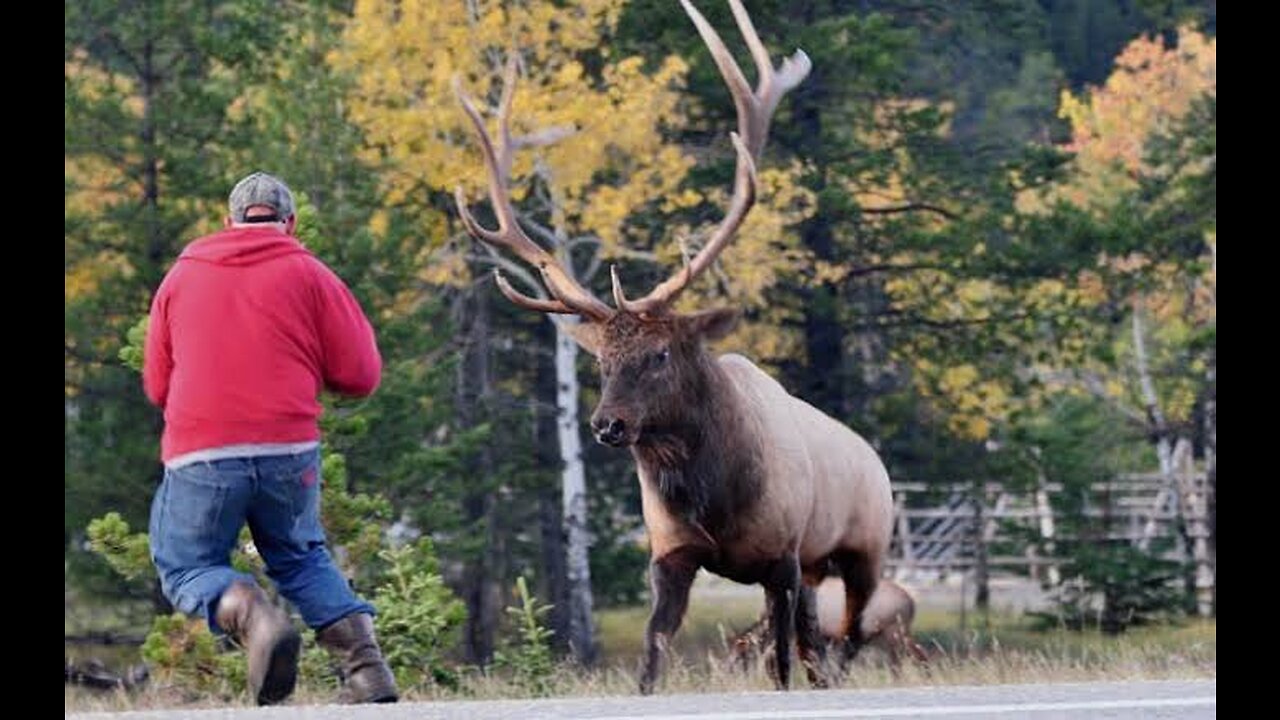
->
[593, 417, 627, 447]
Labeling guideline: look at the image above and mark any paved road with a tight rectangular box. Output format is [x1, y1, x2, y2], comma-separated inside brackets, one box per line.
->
[68, 679, 1214, 719]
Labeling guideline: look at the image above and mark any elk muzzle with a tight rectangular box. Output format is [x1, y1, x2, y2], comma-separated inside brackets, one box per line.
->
[591, 414, 632, 447]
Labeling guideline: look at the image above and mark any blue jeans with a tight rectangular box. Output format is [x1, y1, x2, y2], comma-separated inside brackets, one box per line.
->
[149, 448, 374, 633]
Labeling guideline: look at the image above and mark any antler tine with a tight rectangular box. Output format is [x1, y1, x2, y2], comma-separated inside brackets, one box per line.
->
[614, 133, 756, 315]
[496, 55, 519, 180]
[684, 0, 811, 158]
[727, 0, 812, 151]
[619, 0, 809, 314]
[452, 62, 614, 321]
[452, 75, 518, 247]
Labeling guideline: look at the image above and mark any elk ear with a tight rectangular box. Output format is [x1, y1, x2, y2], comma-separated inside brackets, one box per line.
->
[683, 308, 740, 342]
[562, 319, 605, 356]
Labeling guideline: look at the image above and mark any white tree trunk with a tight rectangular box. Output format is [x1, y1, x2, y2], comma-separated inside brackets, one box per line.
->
[1174, 436, 1213, 616]
[1203, 359, 1215, 615]
[1204, 237, 1216, 615]
[1133, 301, 1175, 551]
[1034, 482, 1060, 586]
[1133, 302, 1208, 614]
[1132, 302, 1172, 474]
[556, 316, 596, 663]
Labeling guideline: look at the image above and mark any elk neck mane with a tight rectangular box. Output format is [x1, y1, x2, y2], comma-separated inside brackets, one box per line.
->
[632, 351, 764, 539]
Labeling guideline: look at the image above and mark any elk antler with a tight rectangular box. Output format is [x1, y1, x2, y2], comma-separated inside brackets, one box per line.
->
[610, 0, 811, 316]
[453, 56, 615, 322]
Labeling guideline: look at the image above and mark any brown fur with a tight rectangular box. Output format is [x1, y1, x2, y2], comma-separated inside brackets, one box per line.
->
[729, 577, 929, 674]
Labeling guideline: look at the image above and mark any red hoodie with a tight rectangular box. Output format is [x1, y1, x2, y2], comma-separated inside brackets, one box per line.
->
[143, 226, 381, 462]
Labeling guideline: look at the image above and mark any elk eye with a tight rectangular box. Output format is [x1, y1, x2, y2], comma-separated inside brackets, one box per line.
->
[653, 349, 670, 367]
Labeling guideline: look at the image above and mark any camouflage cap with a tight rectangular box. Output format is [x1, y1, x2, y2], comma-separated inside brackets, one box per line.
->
[228, 172, 296, 222]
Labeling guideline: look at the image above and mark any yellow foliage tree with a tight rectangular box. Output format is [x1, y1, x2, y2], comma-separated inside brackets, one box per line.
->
[1047, 25, 1216, 438]
[336, 0, 690, 265]
[335, 0, 814, 362]
[888, 26, 1215, 443]
[1057, 25, 1216, 207]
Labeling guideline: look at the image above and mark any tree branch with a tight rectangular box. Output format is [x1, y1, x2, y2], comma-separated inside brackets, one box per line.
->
[845, 262, 945, 278]
[580, 245, 605, 284]
[861, 203, 959, 221]
[97, 29, 146, 80]
[855, 309, 1028, 331]
[515, 211, 562, 252]
[1032, 368, 1148, 427]
[466, 249, 545, 300]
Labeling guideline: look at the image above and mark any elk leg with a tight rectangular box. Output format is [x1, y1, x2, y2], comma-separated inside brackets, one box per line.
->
[833, 550, 880, 670]
[639, 548, 701, 695]
[762, 554, 801, 690]
[883, 627, 904, 676]
[794, 583, 829, 689]
[727, 613, 769, 673]
[883, 625, 928, 676]
[907, 636, 930, 665]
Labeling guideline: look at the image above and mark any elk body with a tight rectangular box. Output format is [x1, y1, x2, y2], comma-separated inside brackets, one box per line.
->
[453, 0, 894, 693]
[854, 578, 930, 668]
[729, 577, 930, 675]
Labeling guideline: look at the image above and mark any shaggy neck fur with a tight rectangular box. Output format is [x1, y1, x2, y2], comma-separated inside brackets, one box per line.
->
[632, 351, 763, 540]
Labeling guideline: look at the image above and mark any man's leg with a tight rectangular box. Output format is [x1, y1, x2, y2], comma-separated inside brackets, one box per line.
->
[150, 460, 300, 705]
[249, 449, 397, 703]
[149, 460, 255, 629]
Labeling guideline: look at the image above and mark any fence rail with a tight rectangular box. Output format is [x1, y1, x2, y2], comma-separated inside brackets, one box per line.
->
[885, 470, 1214, 615]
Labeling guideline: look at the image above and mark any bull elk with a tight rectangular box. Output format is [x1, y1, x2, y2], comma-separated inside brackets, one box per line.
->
[453, 0, 894, 693]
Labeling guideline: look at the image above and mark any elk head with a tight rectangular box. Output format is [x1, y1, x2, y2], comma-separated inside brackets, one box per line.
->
[454, 0, 810, 450]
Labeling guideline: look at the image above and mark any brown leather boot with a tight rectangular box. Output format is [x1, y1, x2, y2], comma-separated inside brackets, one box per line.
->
[214, 581, 301, 706]
[316, 613, 398, 703]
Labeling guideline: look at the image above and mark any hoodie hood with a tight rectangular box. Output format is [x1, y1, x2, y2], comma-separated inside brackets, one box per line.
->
[178, 226, 311, 267]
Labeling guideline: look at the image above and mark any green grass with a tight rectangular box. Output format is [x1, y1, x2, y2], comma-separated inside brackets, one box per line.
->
[596, 591, 763, 665]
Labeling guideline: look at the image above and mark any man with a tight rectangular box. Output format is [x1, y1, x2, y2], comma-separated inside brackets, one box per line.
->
[143, 172, 398, 705]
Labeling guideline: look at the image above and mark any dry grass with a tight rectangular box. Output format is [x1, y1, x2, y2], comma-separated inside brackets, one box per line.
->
[65, 606, 1215, 713]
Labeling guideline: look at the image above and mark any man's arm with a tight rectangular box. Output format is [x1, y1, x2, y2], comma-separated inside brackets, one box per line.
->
[313, 262, 382, 397]
[142, 288, 173, 408]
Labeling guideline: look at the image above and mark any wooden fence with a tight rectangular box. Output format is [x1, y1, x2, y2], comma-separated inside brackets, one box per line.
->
[886, 469, 1214, 615]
